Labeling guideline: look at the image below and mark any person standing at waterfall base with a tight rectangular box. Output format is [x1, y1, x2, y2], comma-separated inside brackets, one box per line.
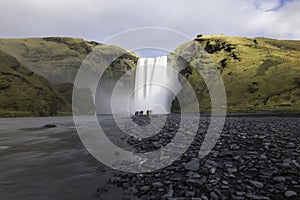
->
[146, 110, 152, 115]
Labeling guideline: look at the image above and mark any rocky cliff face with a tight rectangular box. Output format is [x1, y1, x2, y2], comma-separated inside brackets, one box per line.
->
[0, 37, 139, 117]
[0, 35, 300, 117]
[0, 37, 138, 83]
[170, 35, 300, 113]
[0, 49, 70, 117]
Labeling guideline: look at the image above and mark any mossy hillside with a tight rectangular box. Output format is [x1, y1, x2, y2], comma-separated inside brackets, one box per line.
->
[171, 35, 300, 113]
[0, 37, 98, 83]
[1, 35, 299, 116]
[0, 49, 71, 117]
[0, 38, 139, 117]
[54, 83, 73, 104]
[0, 38, 139, 84]
[85, 44, 139, 80]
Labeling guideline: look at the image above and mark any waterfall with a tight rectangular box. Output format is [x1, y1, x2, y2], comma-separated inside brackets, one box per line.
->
[131, 56, 181, 114]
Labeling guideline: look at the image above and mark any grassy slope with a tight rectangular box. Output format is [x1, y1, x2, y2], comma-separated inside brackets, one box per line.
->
[171, 35, 300, 113]
[0, 37, 139, 84]
[0, 49, 71, 117]
[0, 37, 139, 117]
[0, 36, 299, 116]
[0, 37, 99, 83]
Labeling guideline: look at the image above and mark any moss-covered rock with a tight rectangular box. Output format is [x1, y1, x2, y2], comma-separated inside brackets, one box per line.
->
[1, 35, 300, 116]
[0, 49, 71, 117]
[0, 37, 138, 84]
[171, 35, 300, 113]
[0, 37, 139, 117]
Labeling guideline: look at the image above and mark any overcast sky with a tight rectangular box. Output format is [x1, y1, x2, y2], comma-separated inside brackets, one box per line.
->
[1, 0, 299, 43]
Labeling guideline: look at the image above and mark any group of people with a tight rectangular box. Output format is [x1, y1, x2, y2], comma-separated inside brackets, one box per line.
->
[134, 110, 152, 116]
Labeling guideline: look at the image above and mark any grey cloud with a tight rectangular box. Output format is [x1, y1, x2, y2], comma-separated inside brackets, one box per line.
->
[0, 0, 299, 42]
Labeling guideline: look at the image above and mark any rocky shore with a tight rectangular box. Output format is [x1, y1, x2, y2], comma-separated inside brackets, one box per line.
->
[97, 115, 300, 200]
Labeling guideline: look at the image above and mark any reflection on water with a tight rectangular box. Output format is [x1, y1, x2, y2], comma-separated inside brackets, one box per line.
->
[0, 116, 124, 200]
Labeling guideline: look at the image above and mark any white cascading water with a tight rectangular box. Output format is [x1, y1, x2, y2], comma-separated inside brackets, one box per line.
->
[131, 56, 181, 114]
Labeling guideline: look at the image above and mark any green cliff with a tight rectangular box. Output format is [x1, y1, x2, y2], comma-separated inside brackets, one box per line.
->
[0, 37, 138, 83]
[171, 35, 300, 113]
[0, 37, 139, 117]
[0, 49, 70, 117]
[0, 35, 300, 117]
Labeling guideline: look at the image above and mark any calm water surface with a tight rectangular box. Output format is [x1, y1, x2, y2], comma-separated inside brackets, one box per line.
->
[0, 116, 125, 200]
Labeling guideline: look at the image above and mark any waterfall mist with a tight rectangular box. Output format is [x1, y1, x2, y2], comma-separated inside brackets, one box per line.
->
[130, 56, 181, 114]
[96, 56, 181, 115]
